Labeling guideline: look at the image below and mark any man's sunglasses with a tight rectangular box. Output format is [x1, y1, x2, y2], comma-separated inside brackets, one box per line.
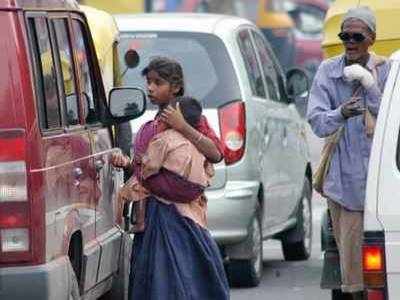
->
[338, 32, 367, 43]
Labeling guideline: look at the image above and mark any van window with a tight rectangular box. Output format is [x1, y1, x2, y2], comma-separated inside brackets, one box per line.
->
[119, 31, 241, 109]
[71, 19, 99, 124]
[28, 17, 62, 129]
[252, 31, 281, 102]
[52, 18, 79, 126]
[237, 29, 266, 98]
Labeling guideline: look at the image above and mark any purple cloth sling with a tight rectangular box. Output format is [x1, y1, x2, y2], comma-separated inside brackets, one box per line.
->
[133, 120, 204, 203]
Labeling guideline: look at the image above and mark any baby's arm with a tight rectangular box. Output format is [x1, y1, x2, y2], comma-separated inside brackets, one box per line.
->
[141, 136, 168, 179]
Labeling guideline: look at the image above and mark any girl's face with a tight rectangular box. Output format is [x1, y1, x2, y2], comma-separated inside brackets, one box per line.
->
[145, 70, 179, 107]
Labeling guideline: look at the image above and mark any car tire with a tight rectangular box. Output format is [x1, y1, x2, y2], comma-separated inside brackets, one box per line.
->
[68, 259, 81, 300]
[227, 213, 263, 287]
[281, 178, 312, 261]
[99, 232, 132, 300]
[331, 289, 346, 300]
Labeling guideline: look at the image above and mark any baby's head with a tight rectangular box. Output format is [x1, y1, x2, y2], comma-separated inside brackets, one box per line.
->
[175, 96, 202, 128]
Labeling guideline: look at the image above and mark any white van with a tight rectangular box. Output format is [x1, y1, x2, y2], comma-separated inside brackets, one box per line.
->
[363, 50, 400, 300]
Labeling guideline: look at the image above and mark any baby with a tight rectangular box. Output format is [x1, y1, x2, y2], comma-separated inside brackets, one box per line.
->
[118, 96, 214, 232]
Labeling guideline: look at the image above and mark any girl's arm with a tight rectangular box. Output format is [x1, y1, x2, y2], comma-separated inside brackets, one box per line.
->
[110, 152, 136, 173]
[160, 105, 222, 163]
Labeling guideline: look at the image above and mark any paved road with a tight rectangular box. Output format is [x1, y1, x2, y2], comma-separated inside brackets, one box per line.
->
[231, 126, 330, 300]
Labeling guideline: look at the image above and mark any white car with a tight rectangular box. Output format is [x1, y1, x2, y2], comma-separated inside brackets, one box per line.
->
[116, 13, 313, 287]
[363, 50, 400, 299]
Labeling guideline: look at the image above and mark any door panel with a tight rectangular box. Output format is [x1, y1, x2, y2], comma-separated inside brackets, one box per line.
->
[43, 133, 96, 260]
[250, 29, 296, 226]
[70, 16, 122, 283]
[25, 15, 97, 264]
[238, 27, 285, 229]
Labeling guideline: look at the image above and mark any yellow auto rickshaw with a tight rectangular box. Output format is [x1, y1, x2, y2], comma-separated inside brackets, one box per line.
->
[256, 0, 296, 69]
[322, 0, 400, 58]
[80, 5, 121, 97]
[78, 0, 145, 14]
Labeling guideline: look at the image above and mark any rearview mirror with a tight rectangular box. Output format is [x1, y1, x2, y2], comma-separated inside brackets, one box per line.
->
[124, 49, 140, 69]
[286, 68, 309, 99]
[109, 87, 146, 123]
[121, 49, 140, 79]
[286, 68, 310, 118]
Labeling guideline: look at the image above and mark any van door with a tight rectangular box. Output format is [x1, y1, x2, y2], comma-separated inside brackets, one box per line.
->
[237, 27, 283, 229]
[70, 16, 122, 284]
[371, 61, 400, 297]
[250, 29, 297, 226]
[25, 14, 98, 289]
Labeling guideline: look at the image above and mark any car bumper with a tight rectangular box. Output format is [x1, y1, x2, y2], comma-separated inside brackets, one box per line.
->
[206, 180, 259, 245]
[0, 256, 70, 300]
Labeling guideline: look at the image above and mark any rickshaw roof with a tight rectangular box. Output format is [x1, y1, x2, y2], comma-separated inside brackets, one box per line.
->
[80, 5, 118, 66]
[0, 0, 79, 10]
[323, 0, 400, 56]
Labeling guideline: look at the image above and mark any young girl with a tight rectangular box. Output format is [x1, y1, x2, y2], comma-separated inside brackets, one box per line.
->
[118, 96, 215, 232]
[112, 57, 229, 300]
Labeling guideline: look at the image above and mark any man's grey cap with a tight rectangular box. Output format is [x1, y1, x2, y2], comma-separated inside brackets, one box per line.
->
[342, 6, 376, 32]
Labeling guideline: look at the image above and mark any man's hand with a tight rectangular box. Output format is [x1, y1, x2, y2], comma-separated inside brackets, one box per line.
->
[343, 64, 375, 89]
[341, 97, 365, 119]
[159, 104, 188, 132]
[110, 152, 130, 169]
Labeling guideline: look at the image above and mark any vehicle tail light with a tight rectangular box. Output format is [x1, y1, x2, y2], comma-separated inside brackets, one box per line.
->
[363, 232, 387, 300]
[0, 129, 31, 259]
[366, 289, 385, 300]
[1, 228, 29, 252]
[218, 101, 246, 165]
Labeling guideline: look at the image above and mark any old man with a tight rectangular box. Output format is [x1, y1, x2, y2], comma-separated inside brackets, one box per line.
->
[307, 6, 391, 300]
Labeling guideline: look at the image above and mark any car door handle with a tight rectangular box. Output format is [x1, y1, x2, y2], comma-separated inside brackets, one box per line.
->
[73, 167, 83, 178]
[72, 167, 83, 187]
[283, 127, 287, 138]
[263, 125, 270, 146]
[282, 127, 288, 147]
[264, 124, 269, 135]
[94, 159, 104, 172]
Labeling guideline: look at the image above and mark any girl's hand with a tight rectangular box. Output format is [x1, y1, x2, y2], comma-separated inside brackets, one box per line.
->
[160, 104, 188, 132]
[111, 152, 130, 169]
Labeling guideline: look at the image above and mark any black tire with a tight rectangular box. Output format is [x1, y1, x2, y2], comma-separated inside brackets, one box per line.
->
[281, 178, 312, 261]
[331, 289, 346, 300]
[100, 232, 132, 300]
[68, 259, 81, 300]
[227, 214, 263, 287]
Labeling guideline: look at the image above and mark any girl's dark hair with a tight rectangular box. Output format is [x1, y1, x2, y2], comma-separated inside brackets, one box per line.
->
[141, 56, 185, 96]
[175, 96, 202, 128]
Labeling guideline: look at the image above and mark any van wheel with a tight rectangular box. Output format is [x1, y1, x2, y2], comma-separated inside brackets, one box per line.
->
[331, 289, 346, 300]
[68, 259, 81, 300]
[281, 178, 312, 261]
[100, 232, 132, 300]
[227, 214, 263, 287]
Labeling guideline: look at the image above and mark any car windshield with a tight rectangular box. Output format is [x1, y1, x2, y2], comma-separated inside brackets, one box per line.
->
[118, 31, 241, 109]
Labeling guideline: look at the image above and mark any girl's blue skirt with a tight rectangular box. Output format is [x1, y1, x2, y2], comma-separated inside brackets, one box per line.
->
[129, 197, 230, 300]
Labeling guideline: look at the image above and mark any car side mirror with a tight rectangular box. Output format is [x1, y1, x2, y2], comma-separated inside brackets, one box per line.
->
[286, 68, 310, 118]
[109, 87, 146, 123]
[286, 68, 310, 99]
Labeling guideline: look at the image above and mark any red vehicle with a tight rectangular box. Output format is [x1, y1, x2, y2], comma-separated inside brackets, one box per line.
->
[287, 0, 328, 78]
[0, 1, 145, 299]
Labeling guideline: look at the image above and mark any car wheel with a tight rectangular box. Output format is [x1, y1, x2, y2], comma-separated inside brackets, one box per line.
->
[227, 214, 263, 287]
[331, 289, 346, 300]
[282, 178, 312, 261]
[68, 259, 81, 300]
